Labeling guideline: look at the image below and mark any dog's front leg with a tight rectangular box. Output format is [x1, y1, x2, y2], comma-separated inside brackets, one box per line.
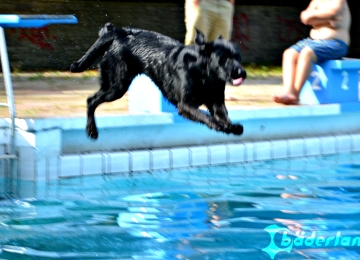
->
[177, 103, 239, 135]
[213, 104, 243, 135]
[212, 104, 231, 124]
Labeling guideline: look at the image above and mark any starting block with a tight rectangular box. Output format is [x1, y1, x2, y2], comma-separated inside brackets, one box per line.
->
[128, 74, 177, 113]
[300, 58, 360, 104]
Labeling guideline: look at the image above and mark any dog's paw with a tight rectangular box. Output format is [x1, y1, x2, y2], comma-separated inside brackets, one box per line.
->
[221, 125, 232, 134]
[214, 122, 234, 135]
[86, 122, 99, 140]
[230, 124, 244, 135]
[86, 128, 99, 140]
[70, 61, 82, 73]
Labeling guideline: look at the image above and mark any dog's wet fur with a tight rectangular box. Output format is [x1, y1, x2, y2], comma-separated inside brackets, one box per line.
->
[70, 23, 247, 139]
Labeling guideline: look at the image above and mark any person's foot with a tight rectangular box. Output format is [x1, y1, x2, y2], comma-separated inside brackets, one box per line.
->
[272, 93, 299, 105]
[225, 95, 238, 101]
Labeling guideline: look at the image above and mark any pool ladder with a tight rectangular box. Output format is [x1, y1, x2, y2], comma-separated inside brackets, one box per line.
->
[0, 26, 17, 172]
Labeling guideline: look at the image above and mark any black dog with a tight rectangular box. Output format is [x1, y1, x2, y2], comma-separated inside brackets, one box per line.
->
[70, 23, 247, 139]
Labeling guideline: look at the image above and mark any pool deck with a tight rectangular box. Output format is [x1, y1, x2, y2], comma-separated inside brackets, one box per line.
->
[0, 72, 284, 118]
[1, 72, 360, 179]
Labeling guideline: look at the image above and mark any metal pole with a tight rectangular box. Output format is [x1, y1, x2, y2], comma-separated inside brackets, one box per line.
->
[0, 26, 17, 175]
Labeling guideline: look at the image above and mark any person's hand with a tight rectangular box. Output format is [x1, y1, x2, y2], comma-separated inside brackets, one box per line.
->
[228, 0, 235, 5]
[193, 0, 200, 6]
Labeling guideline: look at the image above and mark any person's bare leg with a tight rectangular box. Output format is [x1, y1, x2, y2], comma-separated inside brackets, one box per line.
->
[273, 48, 300, 105]
[293, 47, 318, 95]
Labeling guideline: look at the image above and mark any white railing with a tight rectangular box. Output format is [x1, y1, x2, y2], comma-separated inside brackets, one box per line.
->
[0, 26, 17, 174]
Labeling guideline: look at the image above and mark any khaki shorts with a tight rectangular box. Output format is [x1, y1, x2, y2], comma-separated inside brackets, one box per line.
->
[184, 0, 234, 45]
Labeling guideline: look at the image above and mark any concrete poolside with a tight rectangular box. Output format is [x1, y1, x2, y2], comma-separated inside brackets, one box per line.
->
[2, 71, 360, 179]
[0, 72, 285, 118]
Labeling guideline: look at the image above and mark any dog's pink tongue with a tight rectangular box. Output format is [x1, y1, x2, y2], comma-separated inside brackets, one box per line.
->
[232, 78, 243, 86]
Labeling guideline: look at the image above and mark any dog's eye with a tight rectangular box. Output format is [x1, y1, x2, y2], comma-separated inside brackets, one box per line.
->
[219, 56, 229, 64]
[233, 49, 241, 62]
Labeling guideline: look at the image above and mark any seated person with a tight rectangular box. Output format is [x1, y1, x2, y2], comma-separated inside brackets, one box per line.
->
[273, 0, 351, 105]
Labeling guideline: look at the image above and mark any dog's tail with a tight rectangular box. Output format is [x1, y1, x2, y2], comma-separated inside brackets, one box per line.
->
[70, 30, 116, 73]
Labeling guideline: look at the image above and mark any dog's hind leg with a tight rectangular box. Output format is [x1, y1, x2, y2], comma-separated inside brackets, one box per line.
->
[86, 48, 141, 139]
[86, 71, 133, 139]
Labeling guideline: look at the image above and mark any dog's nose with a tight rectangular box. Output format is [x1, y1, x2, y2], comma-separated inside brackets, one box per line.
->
[232, 67, 246, 79]
[240, 68, 247, 79]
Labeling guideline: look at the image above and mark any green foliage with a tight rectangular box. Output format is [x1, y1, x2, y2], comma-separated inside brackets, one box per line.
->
[243, 63, 282, 78]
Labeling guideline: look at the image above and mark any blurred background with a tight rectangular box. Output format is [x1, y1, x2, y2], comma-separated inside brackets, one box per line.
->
[1, 0, 359, 71]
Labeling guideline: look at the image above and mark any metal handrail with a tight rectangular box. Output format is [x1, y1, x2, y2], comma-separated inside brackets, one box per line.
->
[0, 26, 17, 172]
[0, 15, 77, 174]
[0, 154, 17, 160]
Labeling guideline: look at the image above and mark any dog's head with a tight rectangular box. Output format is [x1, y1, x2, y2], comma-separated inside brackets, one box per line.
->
[194, 29, 246, 86]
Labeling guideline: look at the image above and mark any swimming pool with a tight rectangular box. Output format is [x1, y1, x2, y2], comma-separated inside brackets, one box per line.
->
[1, 152, 360, 259]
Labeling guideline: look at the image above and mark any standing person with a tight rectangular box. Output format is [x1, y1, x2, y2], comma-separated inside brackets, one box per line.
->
[184, 0, 235, 45]
[184, 0, 236, 100]
[273, 0, 351, 105]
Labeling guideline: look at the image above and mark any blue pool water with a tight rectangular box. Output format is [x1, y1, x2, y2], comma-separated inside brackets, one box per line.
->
[1, 152, 360, 259]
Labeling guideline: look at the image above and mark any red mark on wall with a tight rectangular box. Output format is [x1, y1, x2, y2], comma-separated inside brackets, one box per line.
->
[10, 27, 57, 50]
[232, 12, 251, 51]
[277, 16, 305, 43]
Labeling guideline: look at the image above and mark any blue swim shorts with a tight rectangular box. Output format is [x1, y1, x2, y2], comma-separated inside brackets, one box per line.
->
[290, 38, 349, 63]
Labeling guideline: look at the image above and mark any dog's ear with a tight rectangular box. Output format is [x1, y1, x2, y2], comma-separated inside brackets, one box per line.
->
[194, 28, 206, 50]
[105, 22, 114, 31]
[99, 23, 114, 37]
[98, 28, 105, 37]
